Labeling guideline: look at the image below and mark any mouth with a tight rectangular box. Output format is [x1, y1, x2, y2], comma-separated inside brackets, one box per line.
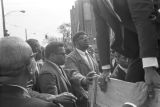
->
[83, 43, 89, 46]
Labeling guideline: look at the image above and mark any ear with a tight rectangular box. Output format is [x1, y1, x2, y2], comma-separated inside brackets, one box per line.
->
[27, 58, 37, 76]
[49, 53, 55, 59]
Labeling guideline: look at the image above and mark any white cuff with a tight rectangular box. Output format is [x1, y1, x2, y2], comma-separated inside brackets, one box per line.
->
[102, 65, 111, 70]
[142, 57, 159, 68]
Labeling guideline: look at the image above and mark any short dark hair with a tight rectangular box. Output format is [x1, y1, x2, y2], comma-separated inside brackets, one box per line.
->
[45, 42, 64, 59]
[72, 31, 87, 46]
[26, 39, 40, 53]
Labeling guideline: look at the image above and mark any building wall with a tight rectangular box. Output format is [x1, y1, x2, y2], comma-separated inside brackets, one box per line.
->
[70, 0, 97, 49]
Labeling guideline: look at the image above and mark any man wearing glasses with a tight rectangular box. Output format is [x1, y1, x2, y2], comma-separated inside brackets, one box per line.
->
[64, 31, 99, 107]
[0, 36, 58, 107]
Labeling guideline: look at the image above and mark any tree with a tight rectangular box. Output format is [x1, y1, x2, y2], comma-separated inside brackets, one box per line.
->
[57, 23, 73, 49]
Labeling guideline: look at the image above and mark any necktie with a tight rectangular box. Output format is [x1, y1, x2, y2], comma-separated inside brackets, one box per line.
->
[85, 52, 94, 71]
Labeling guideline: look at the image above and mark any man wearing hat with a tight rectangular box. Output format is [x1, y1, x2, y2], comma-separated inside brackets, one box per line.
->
[0, 37, 58, 107]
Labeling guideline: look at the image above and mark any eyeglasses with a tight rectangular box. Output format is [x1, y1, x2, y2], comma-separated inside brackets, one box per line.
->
[78, 35, 89, 41]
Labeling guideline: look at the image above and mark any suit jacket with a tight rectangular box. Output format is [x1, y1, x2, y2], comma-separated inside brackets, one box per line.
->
[37, 60, 74, 107]
[64, 49, 99, 107]
[0, 85, 58, 107]
[91, 0, 159, 66]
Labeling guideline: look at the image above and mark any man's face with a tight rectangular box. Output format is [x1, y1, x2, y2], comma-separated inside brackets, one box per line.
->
[77, 34, 90, 50]
[54, 47, 66, 65]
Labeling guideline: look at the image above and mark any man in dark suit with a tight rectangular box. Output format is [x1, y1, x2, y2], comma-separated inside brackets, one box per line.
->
[64, 31, 99, 107]
[0, 36, 58, 107]
[37, 42, 77, 107]
[26, 39, 61, 103]
[91, 0, 160, 90]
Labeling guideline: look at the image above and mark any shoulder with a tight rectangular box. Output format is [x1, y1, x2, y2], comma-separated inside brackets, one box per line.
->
[40, 62, 54, 74]
[66, 50, 80, 61]
[39, 61, 61, 78]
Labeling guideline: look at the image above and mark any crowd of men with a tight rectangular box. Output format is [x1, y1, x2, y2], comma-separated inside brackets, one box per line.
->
[1, 0, 160, 107]
[0, 31, 149, 107]
[0, 31, 101, 107]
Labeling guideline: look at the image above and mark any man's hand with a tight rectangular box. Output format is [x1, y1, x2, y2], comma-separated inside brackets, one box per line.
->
[144, 67, 160, 99]
[81, 71, 98, 86]
[144, 67, 160, 88]
[102, 69, 111, 80]
[98, 69, 111, 92]
[47, 92, 77, 104]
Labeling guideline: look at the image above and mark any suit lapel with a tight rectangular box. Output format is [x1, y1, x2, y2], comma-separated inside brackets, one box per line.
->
[59, 66, 71, 87]
[46, 60, 71, 89]
[46, 60, 69, 92]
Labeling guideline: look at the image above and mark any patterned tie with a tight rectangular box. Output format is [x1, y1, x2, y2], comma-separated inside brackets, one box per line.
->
[85, 52, 94, 71]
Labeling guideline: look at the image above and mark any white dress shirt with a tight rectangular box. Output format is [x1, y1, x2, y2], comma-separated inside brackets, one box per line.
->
[76, 48, 94, 70]
[142, 57, 159, 68]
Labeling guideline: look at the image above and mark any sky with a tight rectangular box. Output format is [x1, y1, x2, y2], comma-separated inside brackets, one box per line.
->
[0, 0, 76, 43]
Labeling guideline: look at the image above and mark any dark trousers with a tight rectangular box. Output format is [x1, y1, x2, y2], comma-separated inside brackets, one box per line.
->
[127, 0, 159, 58]
[125, 0, 160, 83]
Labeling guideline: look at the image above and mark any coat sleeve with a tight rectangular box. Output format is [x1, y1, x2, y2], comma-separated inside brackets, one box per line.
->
[28, 89, 54, 101]
[64, 56, 89, 100]
[38, 72, 58, 95]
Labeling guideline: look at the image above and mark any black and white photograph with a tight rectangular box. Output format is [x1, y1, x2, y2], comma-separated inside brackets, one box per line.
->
[0, 0, 160, 107]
